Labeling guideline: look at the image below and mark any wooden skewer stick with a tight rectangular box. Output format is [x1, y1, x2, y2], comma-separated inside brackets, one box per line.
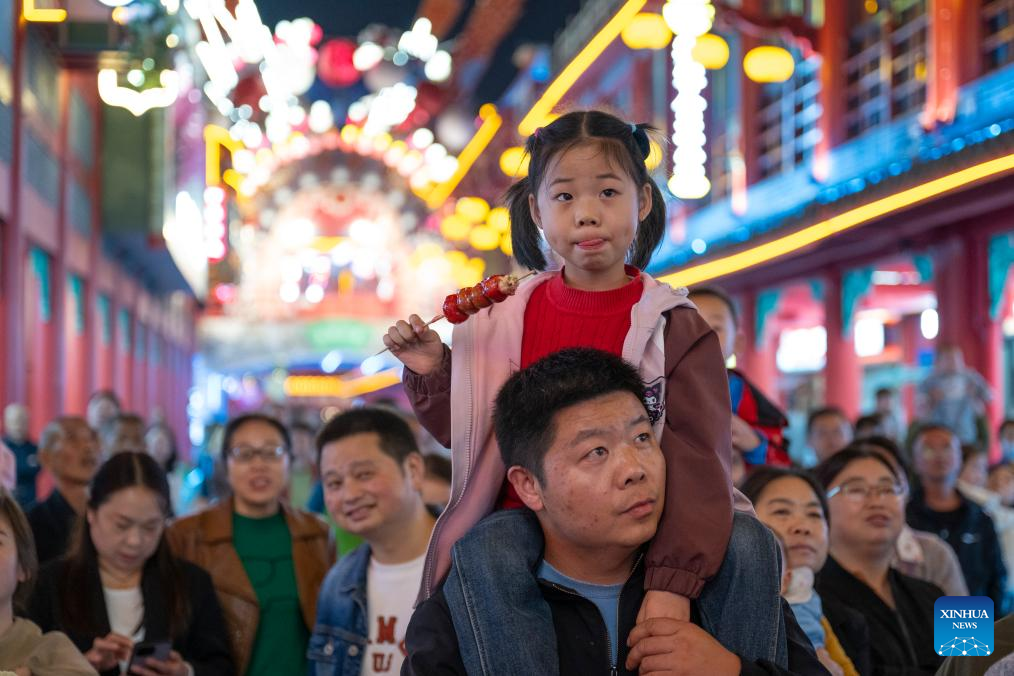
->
[371, 271, 537, 358]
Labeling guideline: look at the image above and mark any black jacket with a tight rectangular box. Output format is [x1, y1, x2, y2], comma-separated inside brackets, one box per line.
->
[28, 556, 235, 676]
[402, 557, 828, 676]
[26, 489, 77, 565]
[816, 557, 943, 676]
[906, 488, 1007, 611]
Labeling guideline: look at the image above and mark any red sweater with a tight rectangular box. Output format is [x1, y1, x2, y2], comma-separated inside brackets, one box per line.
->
[500, 267, 645, 507]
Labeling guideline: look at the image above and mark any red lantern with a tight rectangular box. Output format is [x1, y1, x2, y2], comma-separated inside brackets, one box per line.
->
[318, 39, 360, 88]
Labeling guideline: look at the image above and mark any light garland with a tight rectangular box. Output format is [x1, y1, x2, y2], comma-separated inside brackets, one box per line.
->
[664, 0, 714, 200]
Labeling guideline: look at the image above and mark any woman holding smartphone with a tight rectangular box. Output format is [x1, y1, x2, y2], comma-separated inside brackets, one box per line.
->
[27, 452, 234, 676]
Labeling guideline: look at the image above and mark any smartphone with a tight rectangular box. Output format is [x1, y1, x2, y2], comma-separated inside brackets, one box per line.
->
[128, 640, 173, 670]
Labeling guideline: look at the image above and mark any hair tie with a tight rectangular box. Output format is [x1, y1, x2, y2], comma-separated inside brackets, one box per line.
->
[630, 123, 650, 161]
[533, 127, 543, 140]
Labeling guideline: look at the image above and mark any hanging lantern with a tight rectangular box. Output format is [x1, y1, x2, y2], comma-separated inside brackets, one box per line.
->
[469, 225, 500, 251]
[440, 214, 471, 241]
[500, 232, 513, 256]
[743, 46, 795, 83]
[692, 34, 729, 70]
[456, 196, 490, 223]
[317, 39, 360, 87]
[620, 13, 672, 50]
[487, 207, 510, 233]
[645, 139, 664, 171]
[499, 146, 530, 177]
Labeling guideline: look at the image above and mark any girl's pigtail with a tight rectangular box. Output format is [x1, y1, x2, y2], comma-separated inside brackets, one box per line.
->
[505, 177, 548, 271]
[628, 178, 667, 270]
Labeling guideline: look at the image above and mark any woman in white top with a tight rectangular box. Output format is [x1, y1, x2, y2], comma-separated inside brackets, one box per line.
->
[27, 452, 234, 676]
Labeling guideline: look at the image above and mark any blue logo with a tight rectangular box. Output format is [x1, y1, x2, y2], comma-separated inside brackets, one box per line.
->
[934, 596, 994, 657]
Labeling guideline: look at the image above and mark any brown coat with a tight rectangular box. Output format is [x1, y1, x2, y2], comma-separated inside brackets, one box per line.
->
[166, 499, 334, 675]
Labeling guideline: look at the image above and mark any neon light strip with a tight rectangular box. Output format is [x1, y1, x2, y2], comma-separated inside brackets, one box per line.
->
[518, 0, 646, 136]
[204, 124, 244, 188]
[659, 152, 1014, 287]
[283, 369, 402, 398]
[426, 104, 502, 209]
[22, 0, 66, 22]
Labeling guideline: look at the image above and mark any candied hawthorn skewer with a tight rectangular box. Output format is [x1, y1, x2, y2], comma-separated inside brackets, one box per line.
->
[441, 273, 525, 324]
[375, 272, 534, 356]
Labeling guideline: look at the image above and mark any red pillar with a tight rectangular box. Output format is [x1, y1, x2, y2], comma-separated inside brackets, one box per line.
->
[922, 0, 963, 127]
[934, 234, 1004, 458]
[738, 290, 779, 400]
[899, 314, 923, 422]
[814, 0, 846, 181]
[24, 249, 56, 438]
[53, 69, 70, 419]
[824, 270, 862, 419]
[4, 0, 27, 410]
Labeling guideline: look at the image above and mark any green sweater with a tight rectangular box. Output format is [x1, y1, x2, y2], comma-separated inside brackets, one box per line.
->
[232, 512, 309, 676]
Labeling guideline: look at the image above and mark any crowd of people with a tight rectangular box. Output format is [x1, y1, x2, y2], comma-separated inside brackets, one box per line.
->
[0, 109, 1012, 675]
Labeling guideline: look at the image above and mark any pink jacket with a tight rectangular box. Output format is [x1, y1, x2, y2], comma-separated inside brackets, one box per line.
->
[405, 270, 740, 600]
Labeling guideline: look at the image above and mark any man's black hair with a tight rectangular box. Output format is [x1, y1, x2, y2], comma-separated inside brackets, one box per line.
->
[908, 421, 958, 457]
[315, 407, 420, 467]
[492, 347, 647, 482]
[222, 413, 291, 457]
[874, 386, 895, 399]
[806, 406, 850, 436]
[423, 453, 452, 483]
[999, 418, 1014, 437]
[855, 413, 884, 435]
[688, 285, 739, 326]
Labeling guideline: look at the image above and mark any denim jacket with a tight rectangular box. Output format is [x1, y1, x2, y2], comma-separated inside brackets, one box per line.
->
[440, 509, 788, 676]
[306, 543, 371, 676]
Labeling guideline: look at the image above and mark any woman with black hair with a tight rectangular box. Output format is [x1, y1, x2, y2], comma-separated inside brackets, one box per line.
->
[742, 467, 870, 676]
[0, 487, 95, 675]
[845, 436, 968, 597]
[167, 413, 331, 676]
[812, 448, 944, 675]
[27, 452, 234, 676]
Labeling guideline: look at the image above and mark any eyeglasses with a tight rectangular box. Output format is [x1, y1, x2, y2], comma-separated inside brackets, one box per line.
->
[826, 480, 905, 503]
[228, 445, 287, 463]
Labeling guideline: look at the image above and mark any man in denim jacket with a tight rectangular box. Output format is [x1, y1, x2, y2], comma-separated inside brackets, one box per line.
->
[403, 348, 826, 676]
[306, 408, 436, 676]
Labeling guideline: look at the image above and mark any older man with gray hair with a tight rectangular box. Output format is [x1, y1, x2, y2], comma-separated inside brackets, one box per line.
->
[2, 403, 39, 507]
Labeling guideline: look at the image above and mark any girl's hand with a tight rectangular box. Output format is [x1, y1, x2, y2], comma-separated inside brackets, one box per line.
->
[637, 590, 691, 624]
[14, 667, 32, 676]
[730, 415, 761, 453]
[383, 314, 444, 376]
[130, 650, 190, 676]
[84, 633, 133, 672]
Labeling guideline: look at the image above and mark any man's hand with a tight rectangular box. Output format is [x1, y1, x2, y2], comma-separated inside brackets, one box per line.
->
[84, 633, 133, 672]
[626, 618, 740, 676]
[731, 415, 762, 453]
[637, 590, 690, 624]
[130, 650, 191, 676]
